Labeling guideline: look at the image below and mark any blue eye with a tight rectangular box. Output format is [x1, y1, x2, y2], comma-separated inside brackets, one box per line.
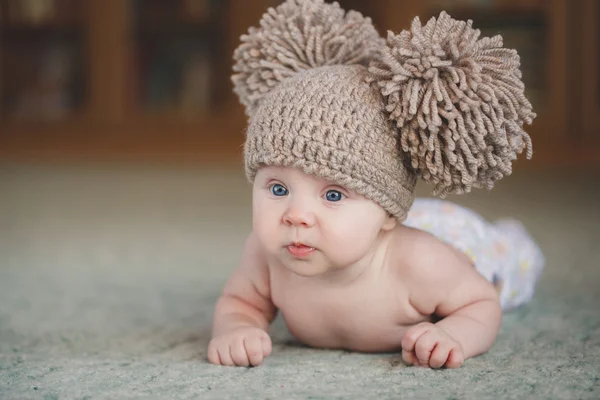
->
[325, 190, 344, 202]
[270, 183, 288, 196]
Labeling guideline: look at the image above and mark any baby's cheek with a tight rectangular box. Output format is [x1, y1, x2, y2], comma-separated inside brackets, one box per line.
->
[338, 218, 380, 245]
[252, 218, 278, 251]
[256, 223, 275, 241]
[327, 226, 374, 259]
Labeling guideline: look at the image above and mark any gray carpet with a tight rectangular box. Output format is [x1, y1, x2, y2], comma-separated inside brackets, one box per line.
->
[0, 164, 599, 399]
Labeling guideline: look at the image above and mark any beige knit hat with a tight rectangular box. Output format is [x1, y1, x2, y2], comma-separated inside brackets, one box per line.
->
[232, 0, 536, 220]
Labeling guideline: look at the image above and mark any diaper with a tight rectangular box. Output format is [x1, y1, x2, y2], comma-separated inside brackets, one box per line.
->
[404, 198, 545, 311]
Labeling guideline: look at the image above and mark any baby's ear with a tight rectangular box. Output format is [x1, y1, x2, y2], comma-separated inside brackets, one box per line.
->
[382, 214, 397, 232]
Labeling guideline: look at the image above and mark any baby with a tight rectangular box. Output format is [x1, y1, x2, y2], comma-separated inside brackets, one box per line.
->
[208, 0, 544, 369]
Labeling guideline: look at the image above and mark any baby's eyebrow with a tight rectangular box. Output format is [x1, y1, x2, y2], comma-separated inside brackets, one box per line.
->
[326, 183, 348, 190]
[263, 175, 288, 184]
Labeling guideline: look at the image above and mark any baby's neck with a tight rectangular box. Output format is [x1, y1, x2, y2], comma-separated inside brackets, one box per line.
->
[312, 230, 394, 287]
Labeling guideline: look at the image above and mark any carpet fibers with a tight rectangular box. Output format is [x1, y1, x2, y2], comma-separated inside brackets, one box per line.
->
[0, 165, 598, 399]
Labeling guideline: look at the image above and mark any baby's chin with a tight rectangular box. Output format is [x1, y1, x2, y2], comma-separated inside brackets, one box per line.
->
[286, 267, 327, 278]
[282, 257, 361, 280]
[276, 249, 334, 277]
[280, 256, 326, 277]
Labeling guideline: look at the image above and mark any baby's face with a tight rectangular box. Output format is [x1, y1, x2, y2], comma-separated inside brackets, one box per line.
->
[252, 166, 396, 277]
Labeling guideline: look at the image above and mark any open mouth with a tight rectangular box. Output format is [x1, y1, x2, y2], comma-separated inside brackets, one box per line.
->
[286, 243, 315, 257]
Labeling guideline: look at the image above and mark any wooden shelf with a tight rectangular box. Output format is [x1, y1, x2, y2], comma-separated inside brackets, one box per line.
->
[0, 107, 246, 135]
[0, 133, 244, 164]
[0, 110, 248, 164]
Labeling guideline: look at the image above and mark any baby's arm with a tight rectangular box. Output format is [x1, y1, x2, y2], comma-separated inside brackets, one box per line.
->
[208, 232, 277, 367]
[402, 234, 502, 368]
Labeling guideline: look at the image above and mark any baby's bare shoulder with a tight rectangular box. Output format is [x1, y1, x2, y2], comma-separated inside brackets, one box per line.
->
[223, 232, 271, 299]
[388, 225, 482, 314]
[242, 231, 268, 265]
[389, 225, 467, 274]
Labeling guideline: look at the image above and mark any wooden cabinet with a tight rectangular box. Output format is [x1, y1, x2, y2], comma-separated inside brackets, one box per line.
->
[0, 0, 275, 162]
[0, 0, 598, 166]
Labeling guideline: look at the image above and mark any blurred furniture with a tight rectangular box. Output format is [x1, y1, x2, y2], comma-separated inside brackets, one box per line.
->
[579, 0, 599, 148]
[0, 0, 598, 166]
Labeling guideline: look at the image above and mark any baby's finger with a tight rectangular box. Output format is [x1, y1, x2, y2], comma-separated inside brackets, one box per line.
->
[230, 339, 250, 367]
[401, 323, 433, 352]
[402, 349, 417, 366]
[445, 348, 464, 369]
[415, 331, 437, 365]
[429, 342, 451, 369]
[207, 341, 221, 365]
[216, 346, 234, 366]
[244, 337, 264, 366]
[261, 335, 272, 357]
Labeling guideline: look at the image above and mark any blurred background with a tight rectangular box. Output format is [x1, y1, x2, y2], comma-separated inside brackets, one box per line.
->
[0, 0, 598, 165]
[0, 3, 599, 396]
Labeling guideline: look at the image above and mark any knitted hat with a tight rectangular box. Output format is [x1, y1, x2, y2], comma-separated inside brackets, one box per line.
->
[232, 0, 536, 220]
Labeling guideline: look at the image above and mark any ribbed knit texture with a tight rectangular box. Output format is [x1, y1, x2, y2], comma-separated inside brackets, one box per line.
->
[244, 65, 417, 219]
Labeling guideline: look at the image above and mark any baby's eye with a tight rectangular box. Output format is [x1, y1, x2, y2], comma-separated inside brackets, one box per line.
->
[325, 190, 344, 202]
[270, 183, 288, 196]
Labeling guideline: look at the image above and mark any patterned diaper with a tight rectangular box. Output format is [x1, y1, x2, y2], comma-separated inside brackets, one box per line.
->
[404, 198, 545, 311]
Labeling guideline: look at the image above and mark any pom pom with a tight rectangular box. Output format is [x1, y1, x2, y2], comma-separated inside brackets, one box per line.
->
[232, 0, 383, 116]
[368, 11, 537, 197]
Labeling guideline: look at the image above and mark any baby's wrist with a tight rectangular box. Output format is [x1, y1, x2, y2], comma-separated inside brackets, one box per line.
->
[213, 320, 266, 338]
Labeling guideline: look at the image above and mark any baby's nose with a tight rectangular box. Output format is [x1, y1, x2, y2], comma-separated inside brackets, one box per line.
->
[283, 202, 316, 227]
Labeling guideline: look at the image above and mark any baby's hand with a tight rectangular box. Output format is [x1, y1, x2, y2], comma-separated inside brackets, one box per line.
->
[401, 322, 464, 369]
[208, 327, 272, 367]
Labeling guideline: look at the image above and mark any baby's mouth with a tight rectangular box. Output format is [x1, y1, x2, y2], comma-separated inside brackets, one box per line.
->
[286, 242, 315, 257]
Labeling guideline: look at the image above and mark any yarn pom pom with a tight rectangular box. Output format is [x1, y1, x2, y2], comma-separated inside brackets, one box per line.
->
[368, 11, 536, 197]
[232, 0, 383, 116]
